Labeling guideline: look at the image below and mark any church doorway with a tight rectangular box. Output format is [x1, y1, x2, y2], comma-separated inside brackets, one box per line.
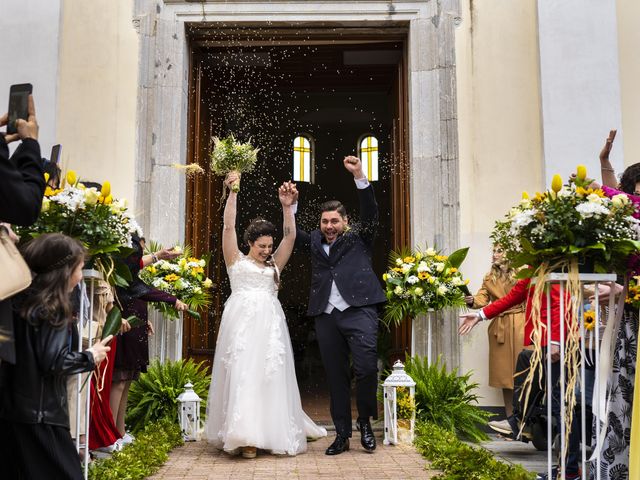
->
[184, 27, 411, 421]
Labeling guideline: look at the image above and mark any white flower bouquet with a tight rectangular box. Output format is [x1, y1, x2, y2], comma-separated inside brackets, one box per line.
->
[491, 166, 640, 275]
[16, 170, 142, 285]
[209, 134, 259, 192]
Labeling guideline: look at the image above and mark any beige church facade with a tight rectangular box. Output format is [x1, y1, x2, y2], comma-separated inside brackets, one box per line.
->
[3, 0, 640, 407]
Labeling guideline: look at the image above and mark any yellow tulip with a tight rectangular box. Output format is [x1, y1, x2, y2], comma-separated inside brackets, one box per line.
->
[66, 170, 77, 186]
[576, 165, 587, 181]
[101, 181, 111, 198]
[522, 191, 529, 199]
[104, 194, 113, 205]
[551, 174, 563, 193]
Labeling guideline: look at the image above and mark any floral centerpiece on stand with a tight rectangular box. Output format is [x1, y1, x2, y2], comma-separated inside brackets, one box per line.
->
[15, 170, 142, 286]
[491, 165, 640, 275]
[382, 246, 470, 327]
[209, 134, 259, 193]
[138, 244, 213, 320]
[491, 165, 640, 461]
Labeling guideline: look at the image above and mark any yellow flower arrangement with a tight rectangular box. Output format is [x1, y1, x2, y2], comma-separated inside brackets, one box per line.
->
[139, 244, 213, 320]
[383, 245, 469, 326]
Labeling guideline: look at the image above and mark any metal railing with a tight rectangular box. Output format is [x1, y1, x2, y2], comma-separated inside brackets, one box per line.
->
[540, 273, 618, 480]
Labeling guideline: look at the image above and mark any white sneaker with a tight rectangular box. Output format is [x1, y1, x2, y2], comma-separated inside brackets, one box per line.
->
[488, 419, 514, 436]
[91, 440, 123, 459]
[121, 432, 135, 445]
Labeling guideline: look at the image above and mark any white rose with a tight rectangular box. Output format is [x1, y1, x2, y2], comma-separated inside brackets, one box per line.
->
[394, 286, 403, 295]
[435, 262, 445, 272]
[611, 194, 629, 207]
[395, 258, 403, 266]
[425, 248, 437, 257]
[84, 188, 100, 206]
[407, 275, 419, 284]
[586, 193, 603, 204]
[437, 285, 448, 295]
[417, 261, 429, 272]
[401, 264, 412, 274]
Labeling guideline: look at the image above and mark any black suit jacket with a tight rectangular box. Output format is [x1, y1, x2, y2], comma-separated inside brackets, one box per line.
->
[0, 135, 44, 364]
[296, 184, 387, 317]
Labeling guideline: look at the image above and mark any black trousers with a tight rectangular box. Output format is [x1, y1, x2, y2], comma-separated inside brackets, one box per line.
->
[315, 305, 379, 437]
[0, 419, 83, 479]
[513, 349, 581, 475]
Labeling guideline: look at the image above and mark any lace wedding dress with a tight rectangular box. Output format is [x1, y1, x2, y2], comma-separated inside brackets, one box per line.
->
[205, 254, 327, 455]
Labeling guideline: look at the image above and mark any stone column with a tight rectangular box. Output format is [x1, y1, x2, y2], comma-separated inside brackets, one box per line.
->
[409, 0, 462, 370]
[133, 0, 188, 361]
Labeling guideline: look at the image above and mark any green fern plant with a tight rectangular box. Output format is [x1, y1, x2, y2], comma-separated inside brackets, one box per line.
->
[126, 359, 210, 433]
[405, 355, 491, 442]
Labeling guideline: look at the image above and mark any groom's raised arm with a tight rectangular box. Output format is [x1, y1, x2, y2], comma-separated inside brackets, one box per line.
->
[344, 156, 378, 246]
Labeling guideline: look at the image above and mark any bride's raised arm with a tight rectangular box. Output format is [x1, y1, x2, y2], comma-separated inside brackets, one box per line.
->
[273, 181, 297, 271]
[222, 173, 241, 266]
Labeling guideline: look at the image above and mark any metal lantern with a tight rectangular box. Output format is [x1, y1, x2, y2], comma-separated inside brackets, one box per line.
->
[383, 360, 417, 445]
[177, 382, 201, 441]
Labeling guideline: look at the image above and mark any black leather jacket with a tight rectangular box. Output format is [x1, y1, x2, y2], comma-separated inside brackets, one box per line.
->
[0, 296, 95, 428]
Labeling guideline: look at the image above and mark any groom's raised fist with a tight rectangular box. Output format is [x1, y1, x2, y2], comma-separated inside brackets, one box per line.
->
[343, 156, 365, 179]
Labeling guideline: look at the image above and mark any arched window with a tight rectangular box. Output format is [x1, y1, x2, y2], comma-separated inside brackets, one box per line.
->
[358, 135, 379, 181]
[293, 135, 313, 183]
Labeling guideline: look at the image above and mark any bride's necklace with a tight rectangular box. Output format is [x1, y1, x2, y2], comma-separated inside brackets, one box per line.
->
[246, 255, 268, 269]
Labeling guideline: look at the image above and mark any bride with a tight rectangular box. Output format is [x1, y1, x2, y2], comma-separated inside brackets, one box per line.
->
[205, 173, 327, 458]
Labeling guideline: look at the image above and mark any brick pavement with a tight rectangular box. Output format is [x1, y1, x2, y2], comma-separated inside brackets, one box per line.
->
[149, 432, 438, 479]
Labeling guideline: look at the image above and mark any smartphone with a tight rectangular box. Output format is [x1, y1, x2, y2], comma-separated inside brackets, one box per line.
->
[50, 144, 62, 164]
[7, 83, 33, 135]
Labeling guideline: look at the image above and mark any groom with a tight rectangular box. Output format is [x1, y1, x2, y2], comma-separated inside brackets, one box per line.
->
[294, 156, 386, 455]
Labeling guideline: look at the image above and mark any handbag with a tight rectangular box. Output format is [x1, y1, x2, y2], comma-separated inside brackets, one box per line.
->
[0, 225, 31, 301]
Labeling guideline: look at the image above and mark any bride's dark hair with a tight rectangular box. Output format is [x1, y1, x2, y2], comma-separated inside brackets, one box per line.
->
[243, 218, 276, 245]
[243, 218, 280, 288]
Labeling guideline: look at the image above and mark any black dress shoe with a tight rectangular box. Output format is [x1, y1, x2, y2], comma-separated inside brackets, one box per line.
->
[325, 435, 350, 455]
[357, 419, 376, 452]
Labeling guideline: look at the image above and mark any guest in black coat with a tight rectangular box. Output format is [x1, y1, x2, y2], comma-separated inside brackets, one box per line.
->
[294, 156, 386, 455]
[0, 95, 45, 364]
[0, 233, 111, 479]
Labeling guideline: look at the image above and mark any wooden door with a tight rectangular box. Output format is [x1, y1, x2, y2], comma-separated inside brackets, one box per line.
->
[388, 50, 412, 361]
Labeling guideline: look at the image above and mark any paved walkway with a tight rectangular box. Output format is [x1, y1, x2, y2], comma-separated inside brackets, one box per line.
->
[150, 432, 438, 479]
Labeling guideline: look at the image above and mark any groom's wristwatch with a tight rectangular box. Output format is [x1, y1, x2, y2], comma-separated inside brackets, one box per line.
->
[477, 310, 487, 321]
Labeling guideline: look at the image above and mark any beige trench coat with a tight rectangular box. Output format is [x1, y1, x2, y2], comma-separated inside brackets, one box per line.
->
[471, 273, 526, 389]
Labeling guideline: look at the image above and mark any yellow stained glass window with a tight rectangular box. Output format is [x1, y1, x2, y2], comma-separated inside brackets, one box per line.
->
[293, 136, 312, 183]
[359, 135, 379, 181]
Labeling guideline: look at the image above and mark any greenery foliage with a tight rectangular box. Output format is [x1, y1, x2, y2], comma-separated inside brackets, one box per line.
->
[126, 359, 210, 433]
[405, 355, 491, 442]
[414, 421, 535, 480]
[88, 418, 183, 480]
[382, 246, 470, 326]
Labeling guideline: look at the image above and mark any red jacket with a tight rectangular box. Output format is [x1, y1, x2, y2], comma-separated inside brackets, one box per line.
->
[482, 278, 566, 347]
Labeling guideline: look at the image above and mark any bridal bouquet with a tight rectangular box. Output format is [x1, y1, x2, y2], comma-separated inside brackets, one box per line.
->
[16, 170, 142, 285]
[209, 134, 259, 192]
[138, 245, 213, 319]
[491, 166, 640, 275]
[382, 246, 470, 326]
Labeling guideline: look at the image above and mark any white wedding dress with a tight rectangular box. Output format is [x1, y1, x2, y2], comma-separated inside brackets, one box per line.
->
[205, 254, 327, 455]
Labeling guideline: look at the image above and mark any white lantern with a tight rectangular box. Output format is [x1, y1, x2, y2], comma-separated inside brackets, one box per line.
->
[382, 360, 416, 445]
[177, 382, 201, 441]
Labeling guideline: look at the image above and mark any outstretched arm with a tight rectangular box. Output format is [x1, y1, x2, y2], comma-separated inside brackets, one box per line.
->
[273, 181, 297, 271]
[222, 173, 240, 266]
[599, 129, 618, 188]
